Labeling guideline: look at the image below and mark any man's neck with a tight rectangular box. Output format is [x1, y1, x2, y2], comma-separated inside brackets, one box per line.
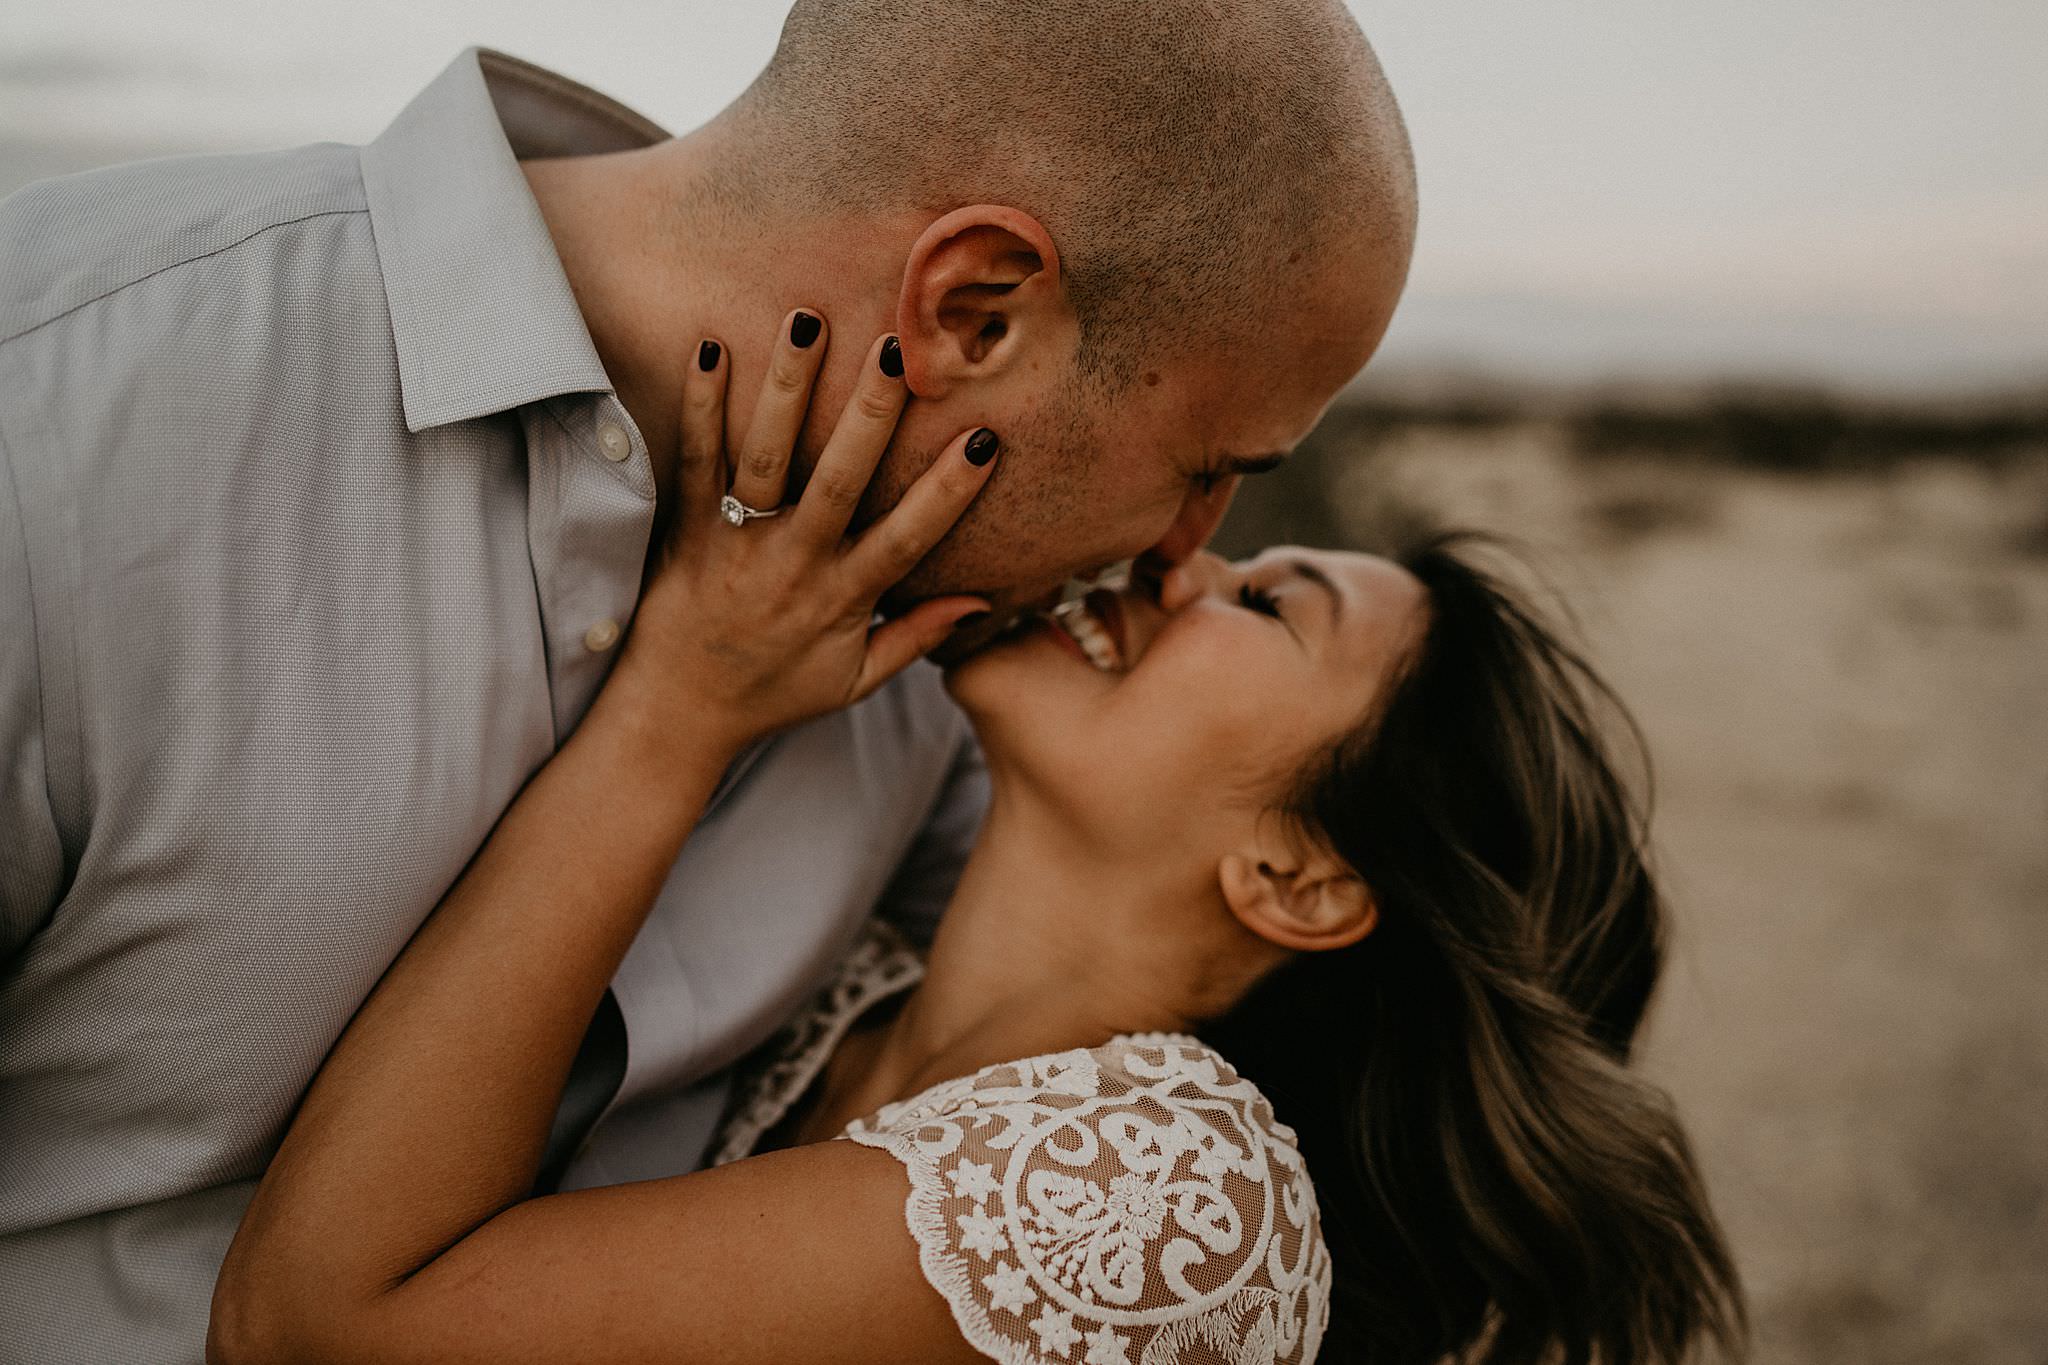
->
[520, 136, 905, 546]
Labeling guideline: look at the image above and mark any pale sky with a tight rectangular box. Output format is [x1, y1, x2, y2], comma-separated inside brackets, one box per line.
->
[4, 0, 2044, 392]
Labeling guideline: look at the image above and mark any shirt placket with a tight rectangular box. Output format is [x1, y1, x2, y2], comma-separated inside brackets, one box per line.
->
[521, 393, 655, 745]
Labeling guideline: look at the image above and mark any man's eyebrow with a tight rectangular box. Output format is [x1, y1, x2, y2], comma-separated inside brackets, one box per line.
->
[1224, 453, 1287, 477]
[1289, 559, 1343, 624]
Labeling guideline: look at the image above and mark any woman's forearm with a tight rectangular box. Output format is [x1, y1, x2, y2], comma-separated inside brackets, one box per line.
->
[211, 314, 996, 1362]
[219, 686, 738, 1307]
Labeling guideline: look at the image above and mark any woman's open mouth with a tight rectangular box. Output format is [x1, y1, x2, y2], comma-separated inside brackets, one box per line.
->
[1048, 590, 1128, 673]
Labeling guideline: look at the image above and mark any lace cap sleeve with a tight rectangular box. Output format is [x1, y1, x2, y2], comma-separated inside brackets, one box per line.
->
[842, 1035, 1330, 1365]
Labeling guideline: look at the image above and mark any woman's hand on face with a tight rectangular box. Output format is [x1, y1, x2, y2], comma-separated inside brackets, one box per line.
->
[602, 311, 997, 763]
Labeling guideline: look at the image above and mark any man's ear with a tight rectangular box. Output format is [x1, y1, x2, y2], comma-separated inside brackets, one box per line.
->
[897, 205, 1068, 398]
[1217, 819, 1377, 954]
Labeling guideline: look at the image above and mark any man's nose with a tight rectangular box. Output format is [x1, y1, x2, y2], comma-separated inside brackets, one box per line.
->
[1148, 475, 1241, 569]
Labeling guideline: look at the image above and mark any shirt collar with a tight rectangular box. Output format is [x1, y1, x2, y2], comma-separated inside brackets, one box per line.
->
[359, 48, 671, 433]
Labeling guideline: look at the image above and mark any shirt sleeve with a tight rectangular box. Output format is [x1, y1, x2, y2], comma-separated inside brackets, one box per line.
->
[874, 731, 989, 950]
[841, 1037, 1332, 1365]
[0, 424, 66, 964]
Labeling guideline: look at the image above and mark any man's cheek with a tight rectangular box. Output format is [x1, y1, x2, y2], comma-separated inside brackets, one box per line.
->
[851, 463, 918, 534]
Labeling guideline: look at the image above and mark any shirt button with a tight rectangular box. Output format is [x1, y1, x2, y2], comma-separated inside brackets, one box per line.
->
[583, 618, 621, 652]
[597, 421, 631, 462]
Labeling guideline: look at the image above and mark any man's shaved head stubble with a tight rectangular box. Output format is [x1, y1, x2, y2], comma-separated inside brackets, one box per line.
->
[716, 0, 1418, 388]
[567, 0, 1424, 619]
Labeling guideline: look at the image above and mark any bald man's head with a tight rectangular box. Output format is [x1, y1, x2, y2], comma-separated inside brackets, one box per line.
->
[650, 1, 1417, 617]
[719, 0, 1416, 385]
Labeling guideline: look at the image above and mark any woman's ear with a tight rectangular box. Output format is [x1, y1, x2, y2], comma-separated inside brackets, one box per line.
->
[1217, 820, 1377, 954]
[896, 205, 1069, 398]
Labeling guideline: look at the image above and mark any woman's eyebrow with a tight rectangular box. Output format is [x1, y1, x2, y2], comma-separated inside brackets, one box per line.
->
[1289, 560, 1344, 624]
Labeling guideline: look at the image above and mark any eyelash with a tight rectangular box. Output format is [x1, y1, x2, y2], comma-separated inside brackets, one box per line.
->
[1238, 584, 1283, 618]
[1192, 467, 1229, 495]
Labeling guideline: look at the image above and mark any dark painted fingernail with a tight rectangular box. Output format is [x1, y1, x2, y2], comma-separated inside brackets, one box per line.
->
[790, 311, 822, 348]
[965, 428, 999, 466]
[879, 335, 903, 378]
[697, 339, 720, 371]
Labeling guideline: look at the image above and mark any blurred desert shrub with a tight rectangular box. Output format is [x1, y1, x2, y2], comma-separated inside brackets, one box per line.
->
[1218, 379, 2048, 559]
[1568, 387, 2048, 475]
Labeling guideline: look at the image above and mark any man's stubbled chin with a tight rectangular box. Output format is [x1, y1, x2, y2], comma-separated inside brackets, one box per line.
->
[922, 597, 1044, 669]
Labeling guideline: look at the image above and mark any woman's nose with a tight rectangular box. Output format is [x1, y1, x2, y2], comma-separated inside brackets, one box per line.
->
[1157, 551, 1231, 612]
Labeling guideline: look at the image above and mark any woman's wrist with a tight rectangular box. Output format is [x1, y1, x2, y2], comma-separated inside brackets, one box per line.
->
[579, 668, 754, 804]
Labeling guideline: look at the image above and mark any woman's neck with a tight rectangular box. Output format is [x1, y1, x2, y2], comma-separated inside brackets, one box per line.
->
[794, 801, 1279, 1142]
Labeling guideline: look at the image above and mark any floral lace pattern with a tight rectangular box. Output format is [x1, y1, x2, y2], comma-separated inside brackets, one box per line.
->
[706, 921, 926, 1168]
[710, 921, 1330, 1364]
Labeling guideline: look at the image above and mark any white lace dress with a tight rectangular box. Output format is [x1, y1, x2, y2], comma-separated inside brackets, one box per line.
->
[708, 921, 1332, 1365]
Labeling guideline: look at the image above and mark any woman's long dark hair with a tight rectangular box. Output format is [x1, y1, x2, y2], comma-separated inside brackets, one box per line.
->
[1202, 532, 1744, 1364]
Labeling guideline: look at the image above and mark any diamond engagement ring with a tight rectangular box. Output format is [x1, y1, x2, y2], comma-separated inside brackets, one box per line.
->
[719, 494, 784, 527]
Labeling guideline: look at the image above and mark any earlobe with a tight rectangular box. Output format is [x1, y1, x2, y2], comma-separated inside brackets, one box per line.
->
[1218, 844, 1378, 955]
[896, 206, 1068, 397]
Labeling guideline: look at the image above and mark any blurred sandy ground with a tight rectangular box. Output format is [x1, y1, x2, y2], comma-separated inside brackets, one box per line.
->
[6, 135, 2045, 1361]
[1217, 387, 2048, 1363]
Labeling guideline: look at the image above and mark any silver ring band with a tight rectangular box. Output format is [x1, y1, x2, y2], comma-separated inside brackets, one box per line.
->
[720, 494, 784, 527]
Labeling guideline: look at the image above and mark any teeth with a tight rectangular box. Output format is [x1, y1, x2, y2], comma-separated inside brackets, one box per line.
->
[1051, 598, 1123, 673]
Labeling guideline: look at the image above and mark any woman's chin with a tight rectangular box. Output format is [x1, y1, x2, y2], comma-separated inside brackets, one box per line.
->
[943, 618, 1100, 726]
[941, 623, 1032, 711]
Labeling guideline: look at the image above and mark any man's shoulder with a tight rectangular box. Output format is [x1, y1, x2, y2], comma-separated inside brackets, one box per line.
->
[0, 141, 370, 347]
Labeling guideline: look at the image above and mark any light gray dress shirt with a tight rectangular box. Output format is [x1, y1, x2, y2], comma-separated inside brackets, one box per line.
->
[0, 48, 986, 1363]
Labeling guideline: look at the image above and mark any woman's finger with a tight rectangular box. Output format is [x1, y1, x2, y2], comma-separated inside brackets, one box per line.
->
[793, 334, 908, 549]
[677, 337, 728, 531]
[841, 426, 999, 598]
[727, 308, 827, 515]
[853, 596, 991, 702]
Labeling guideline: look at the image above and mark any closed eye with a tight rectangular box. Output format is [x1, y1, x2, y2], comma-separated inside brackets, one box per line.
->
[1194, 453, 1287, 495]
[1238, 584, 1283, 618]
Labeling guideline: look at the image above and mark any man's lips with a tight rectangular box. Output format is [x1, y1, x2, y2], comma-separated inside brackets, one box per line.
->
[927, 586, 1068, 667]
[927, 606, 1034, 667]
[928, 581, 1137, 672]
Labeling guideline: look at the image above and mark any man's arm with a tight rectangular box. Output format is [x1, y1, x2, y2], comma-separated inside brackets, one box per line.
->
[0, 422, 65, 965]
